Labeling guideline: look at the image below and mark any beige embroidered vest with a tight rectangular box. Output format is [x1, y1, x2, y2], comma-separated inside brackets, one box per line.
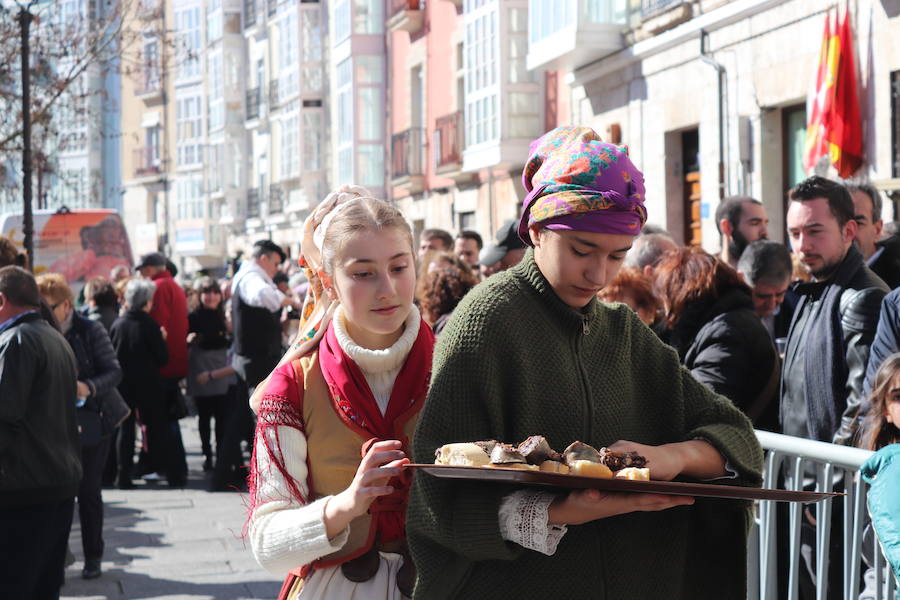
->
[287, 352, 421, 576]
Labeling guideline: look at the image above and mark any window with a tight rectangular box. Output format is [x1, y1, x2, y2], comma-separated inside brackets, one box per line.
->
[464, 1, 499, 147]
[146, 126, 161, 165]
[357, 88, 382, 142]
[529, 0, 574, 44]
[303, 110, 323, 170]
[353, 0, 382, 35]
[207, 0, 223, 42]
[301, 7, 323, 93]
[142, 38, 160, 90]
[301, 8, 322, 61]
[208, 52, 224, 131]
[458, 211, 476, 231]
[355, 55, 383, 84]
[280, 114, 299, 179]
[54, 167, 89, 209]
[507, 91, 540, 138]
[176, 94, 203, 166]
[336, 58, 354, 146]
[278, 11, 300, 100]
[356, 145, 383, 187]
[302, 65, 323, 94]
[783, 104, 807, 203]
[337, 148, 354, 184]
[279, 11, 299, 68]
[508, 8, 532, 84]
[207, 143, 223, 193]
[176, 176, 204, 219]
[334, 0, 350, 42]
[175, 6, 202, 80]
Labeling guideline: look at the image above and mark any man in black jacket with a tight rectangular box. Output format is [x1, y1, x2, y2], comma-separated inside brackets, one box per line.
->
[215, 240, 294, 491]
[849, 182, 900, 289]
[0, 266, 81, 599]
[782, 176, 888, 446]
[737, 240, 795, 342]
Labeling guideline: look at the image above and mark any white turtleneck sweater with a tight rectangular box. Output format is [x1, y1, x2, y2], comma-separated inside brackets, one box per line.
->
[249, 305, 421, 580]
[331, 305, 421, 415]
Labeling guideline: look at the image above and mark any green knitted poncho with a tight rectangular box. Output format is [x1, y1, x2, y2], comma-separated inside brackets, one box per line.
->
[407, 249, 764, 600]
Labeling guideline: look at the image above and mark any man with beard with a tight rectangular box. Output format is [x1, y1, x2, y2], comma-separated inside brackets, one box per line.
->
[782, 176, 888, 446]
[715, 196, 769, 269]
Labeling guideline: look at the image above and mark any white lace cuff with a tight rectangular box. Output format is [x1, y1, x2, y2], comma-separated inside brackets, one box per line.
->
[498, 490, 567, 556]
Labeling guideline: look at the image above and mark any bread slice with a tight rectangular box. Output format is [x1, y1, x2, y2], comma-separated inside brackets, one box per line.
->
[568, 460, 613, 479]
[434, 443, 491, 466]
[614, 467, 650, 481]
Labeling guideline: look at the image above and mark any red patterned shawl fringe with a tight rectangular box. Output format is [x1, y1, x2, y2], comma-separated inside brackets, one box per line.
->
[246, 391, 309, 523]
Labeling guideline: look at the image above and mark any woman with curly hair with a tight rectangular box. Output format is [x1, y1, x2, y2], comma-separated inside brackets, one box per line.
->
[419, 263, 477, 335]
[597, 266, 661, 327]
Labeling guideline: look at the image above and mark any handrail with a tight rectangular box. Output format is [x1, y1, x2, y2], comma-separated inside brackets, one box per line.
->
[755, 430, 874, 470]
[750, 430, 896, 600]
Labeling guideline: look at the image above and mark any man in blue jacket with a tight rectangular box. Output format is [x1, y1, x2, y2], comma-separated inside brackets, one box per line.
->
[0, 266, 82, 599]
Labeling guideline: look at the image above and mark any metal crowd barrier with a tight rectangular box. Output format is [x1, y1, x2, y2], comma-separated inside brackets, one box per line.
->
[748, 430, 897, 600]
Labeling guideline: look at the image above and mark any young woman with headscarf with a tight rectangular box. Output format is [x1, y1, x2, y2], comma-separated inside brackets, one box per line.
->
[407, 126, 763, 600]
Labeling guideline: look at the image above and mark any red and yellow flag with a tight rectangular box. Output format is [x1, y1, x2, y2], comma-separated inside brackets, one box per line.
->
[803, 10, 863, 178]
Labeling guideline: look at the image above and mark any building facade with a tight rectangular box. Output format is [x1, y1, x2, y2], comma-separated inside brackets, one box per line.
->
[386, 0, 572, 245]
[120, 0, 176, 261]
[113, 0, 900, 273]
[557, 0, 900, 251]
[0, 0, 122, 216]
[237, 0, 328, 260]
[328, 0, 387, 202]
[120, 0, 328, 272]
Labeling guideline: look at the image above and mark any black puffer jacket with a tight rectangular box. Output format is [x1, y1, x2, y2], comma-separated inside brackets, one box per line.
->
[666, 288, 779, 430]
[0, 312, 82, 507]
[65, 312, 123, 414]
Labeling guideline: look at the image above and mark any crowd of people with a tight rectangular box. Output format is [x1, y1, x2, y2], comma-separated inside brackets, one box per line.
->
[2, 125, 900, 599]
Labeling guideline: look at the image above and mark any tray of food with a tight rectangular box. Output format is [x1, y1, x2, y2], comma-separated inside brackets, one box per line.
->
[405, 437, 841, 503]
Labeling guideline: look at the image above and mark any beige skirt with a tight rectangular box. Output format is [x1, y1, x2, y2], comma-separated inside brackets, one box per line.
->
[286, 552, 409, 600]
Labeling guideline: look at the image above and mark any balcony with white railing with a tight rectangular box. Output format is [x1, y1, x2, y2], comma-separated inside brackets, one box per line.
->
[526, 0, 629, 71]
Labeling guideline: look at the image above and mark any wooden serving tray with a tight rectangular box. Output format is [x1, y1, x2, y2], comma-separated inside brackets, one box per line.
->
[405, 464, 842, 503]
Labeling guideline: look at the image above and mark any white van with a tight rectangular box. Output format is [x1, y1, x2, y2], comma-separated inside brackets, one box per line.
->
[0, 208, 134, 292]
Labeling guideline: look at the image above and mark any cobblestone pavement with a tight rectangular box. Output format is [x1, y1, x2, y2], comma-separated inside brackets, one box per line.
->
[60, 418, 283, 600]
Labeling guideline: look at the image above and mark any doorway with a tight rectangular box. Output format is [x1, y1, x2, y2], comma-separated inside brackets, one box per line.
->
[682, 129, 701, 247]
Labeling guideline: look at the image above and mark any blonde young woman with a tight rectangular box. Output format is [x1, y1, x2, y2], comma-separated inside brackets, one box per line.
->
[247, 187, 434, 599]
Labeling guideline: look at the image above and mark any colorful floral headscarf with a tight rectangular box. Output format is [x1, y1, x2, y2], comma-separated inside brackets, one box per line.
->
[516, 126, 648, 244]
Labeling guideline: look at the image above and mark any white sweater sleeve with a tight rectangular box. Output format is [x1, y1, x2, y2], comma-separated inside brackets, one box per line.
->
[248, 425, 350, 574]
